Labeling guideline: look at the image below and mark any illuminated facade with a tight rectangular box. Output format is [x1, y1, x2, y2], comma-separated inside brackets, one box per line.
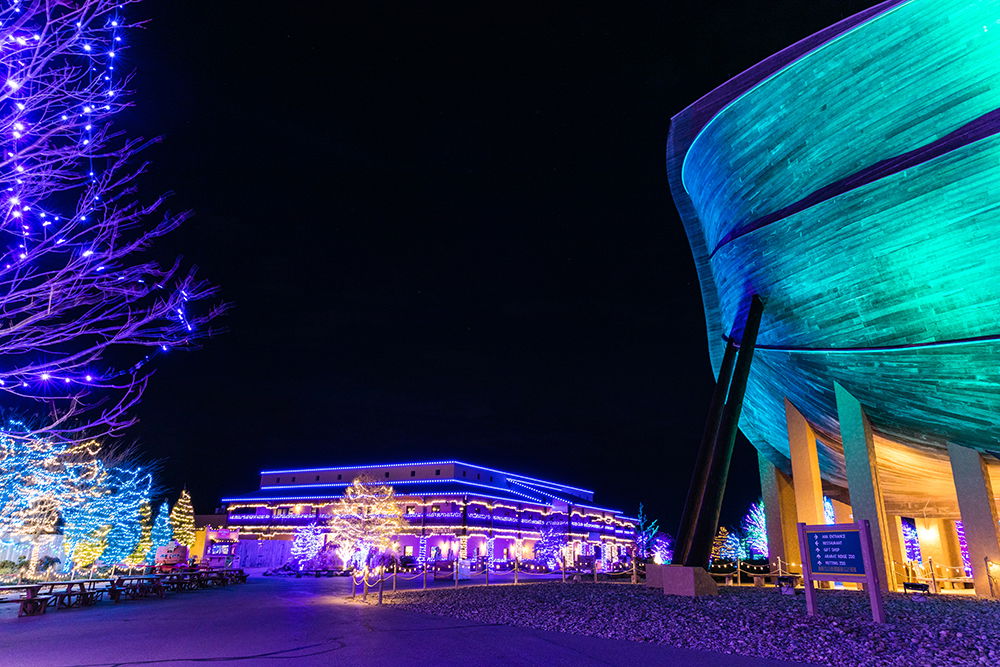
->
[669, 0, 1000, 595]
[222, 461, 636, 565]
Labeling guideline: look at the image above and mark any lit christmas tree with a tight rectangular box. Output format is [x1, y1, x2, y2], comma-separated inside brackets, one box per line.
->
[710, 526, 730, 563]
[742, 500, 768, 559]
[290, 523, 323, 568]
[533, 525, 564, 567]
[901, 518, 922, 563]
[823, 496, 836, 525]
[328, 478, 403, 569]
[0, 0, 222, 442]
[123, 502, 153, 566]
[170, 489, 196, 549]
[633, 502, 660, 559]
[147, 500, 173, 562]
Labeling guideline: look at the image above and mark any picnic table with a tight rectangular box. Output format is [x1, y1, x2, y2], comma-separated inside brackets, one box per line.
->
[0, 583, 52, 617]
[112, 574, 166, 601]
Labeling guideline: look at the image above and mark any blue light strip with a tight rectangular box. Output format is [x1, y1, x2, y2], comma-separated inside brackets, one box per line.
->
[258, 459, 594, 496]
[259, 478, 544, 501]
[222, 490, 553, 507]
[509, 480, 626, 515]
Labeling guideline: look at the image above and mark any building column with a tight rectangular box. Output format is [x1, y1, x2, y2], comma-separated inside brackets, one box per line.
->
[758, 451, 798, 572]
[834, 382, 895, 592]
[786, 400, 825, 526]
[947, 443, 1000, 599]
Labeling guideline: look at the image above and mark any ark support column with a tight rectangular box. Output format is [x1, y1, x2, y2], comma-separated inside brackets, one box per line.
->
[835, 382, 895, 592]
[786, 400, 825, 526]
[947, 443, 1000, 599]
[684, 295, 765, 566]
[758, 451, 798, 573]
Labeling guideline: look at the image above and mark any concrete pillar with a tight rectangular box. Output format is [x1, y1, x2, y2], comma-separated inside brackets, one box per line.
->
[758, 451, 799, 572]
[786, 400, 825, 526]
[947, 443, 1000, 599]
[831, 499, 852, 524]
[834, 382, 895, 592]
[886, 515, 904, 584]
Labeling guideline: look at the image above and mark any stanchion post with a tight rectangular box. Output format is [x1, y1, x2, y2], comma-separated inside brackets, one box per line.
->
[351, 573, 356, 598]
[392, 563, 397, 592]
[485, 561, 490, 586]
[514, 559, 519, 585]
[593, 559, 598, 584]
[454, 560, 458, 588]
[378, 568, 385, 605]
[423, 562, 428, 589]
[632, 558, 637, 585]
[929, 557, 937, 593]
[561, 557, 566, 583]
[363, 568, 369, 601]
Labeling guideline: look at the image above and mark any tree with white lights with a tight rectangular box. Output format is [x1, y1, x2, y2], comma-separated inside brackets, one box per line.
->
[290, 522, 323, 568]
[0, 0, 222, 442]
[328, 478, 403, 570]
[533, 524, 564, 568]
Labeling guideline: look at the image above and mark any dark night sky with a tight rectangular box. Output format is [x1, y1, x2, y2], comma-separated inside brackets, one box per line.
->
[117, 1, 876, 529]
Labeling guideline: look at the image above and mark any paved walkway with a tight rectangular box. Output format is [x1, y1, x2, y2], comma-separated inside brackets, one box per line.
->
[0, 575, 807, 666]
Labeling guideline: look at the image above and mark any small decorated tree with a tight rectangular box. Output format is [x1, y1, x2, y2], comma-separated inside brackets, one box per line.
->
[633, 502, 660, 559]
[742, 500, 768, 559]
[170, 489, 196, 549]
[710, 526, 730, 564]
[533, 525, 564, 568]
[147, 501, 173, 562]
[290, 523, 324, 569]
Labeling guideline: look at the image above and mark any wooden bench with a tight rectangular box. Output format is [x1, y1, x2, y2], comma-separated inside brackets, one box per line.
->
[903, 582, 930, 596]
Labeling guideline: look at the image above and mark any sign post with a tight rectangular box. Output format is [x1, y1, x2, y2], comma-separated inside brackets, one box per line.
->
[797, 520, 885, 624]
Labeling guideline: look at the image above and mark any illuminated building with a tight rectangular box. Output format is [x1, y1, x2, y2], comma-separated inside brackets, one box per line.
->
[221, 461, 636, 565]
[668, 0, 1000, 596]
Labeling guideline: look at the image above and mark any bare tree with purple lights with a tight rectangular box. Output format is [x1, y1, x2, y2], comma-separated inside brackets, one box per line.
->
[0, 0, 222, 440]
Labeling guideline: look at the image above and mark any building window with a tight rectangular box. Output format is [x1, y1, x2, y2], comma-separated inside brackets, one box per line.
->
[431, 505, 441, 513]
[462, 471, 466, 477]
[435, 469, 440, 476]
[404, 545, 413, 557]
[490, 476, 493, 481]
[291, 477, 296, 482]
[315, 475, 320, 481]
[405, 506, 415, 514]
[411, 470, 415, 477]
[337, 474, 342, 480]
[275, 477, 281, 483]
[477, 473, 480, 479]
[275, 507, 290, 516]
[385, 472, 390, 478]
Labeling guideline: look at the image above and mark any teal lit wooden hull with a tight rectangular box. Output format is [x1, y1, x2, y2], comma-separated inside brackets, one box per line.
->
[668, 0, 1000, 501]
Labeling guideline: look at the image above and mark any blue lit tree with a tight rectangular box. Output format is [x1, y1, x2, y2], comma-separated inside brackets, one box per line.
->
[147, 500, 173, 562]
[0, 0, 223, 442]
[633, 503, 660, 559]
[741, 500, 768, 559]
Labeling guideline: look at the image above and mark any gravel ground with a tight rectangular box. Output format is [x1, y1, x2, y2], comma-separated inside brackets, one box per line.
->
[377, 582, 1000, 666]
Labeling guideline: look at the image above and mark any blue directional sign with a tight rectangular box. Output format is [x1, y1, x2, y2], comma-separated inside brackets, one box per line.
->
[805, 529, 865, 576]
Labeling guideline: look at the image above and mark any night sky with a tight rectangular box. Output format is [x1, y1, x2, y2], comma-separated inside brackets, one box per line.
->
[119, 1, 877, 529]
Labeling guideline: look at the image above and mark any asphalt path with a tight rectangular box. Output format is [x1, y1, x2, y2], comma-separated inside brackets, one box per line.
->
[0, 573, 809, 666]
